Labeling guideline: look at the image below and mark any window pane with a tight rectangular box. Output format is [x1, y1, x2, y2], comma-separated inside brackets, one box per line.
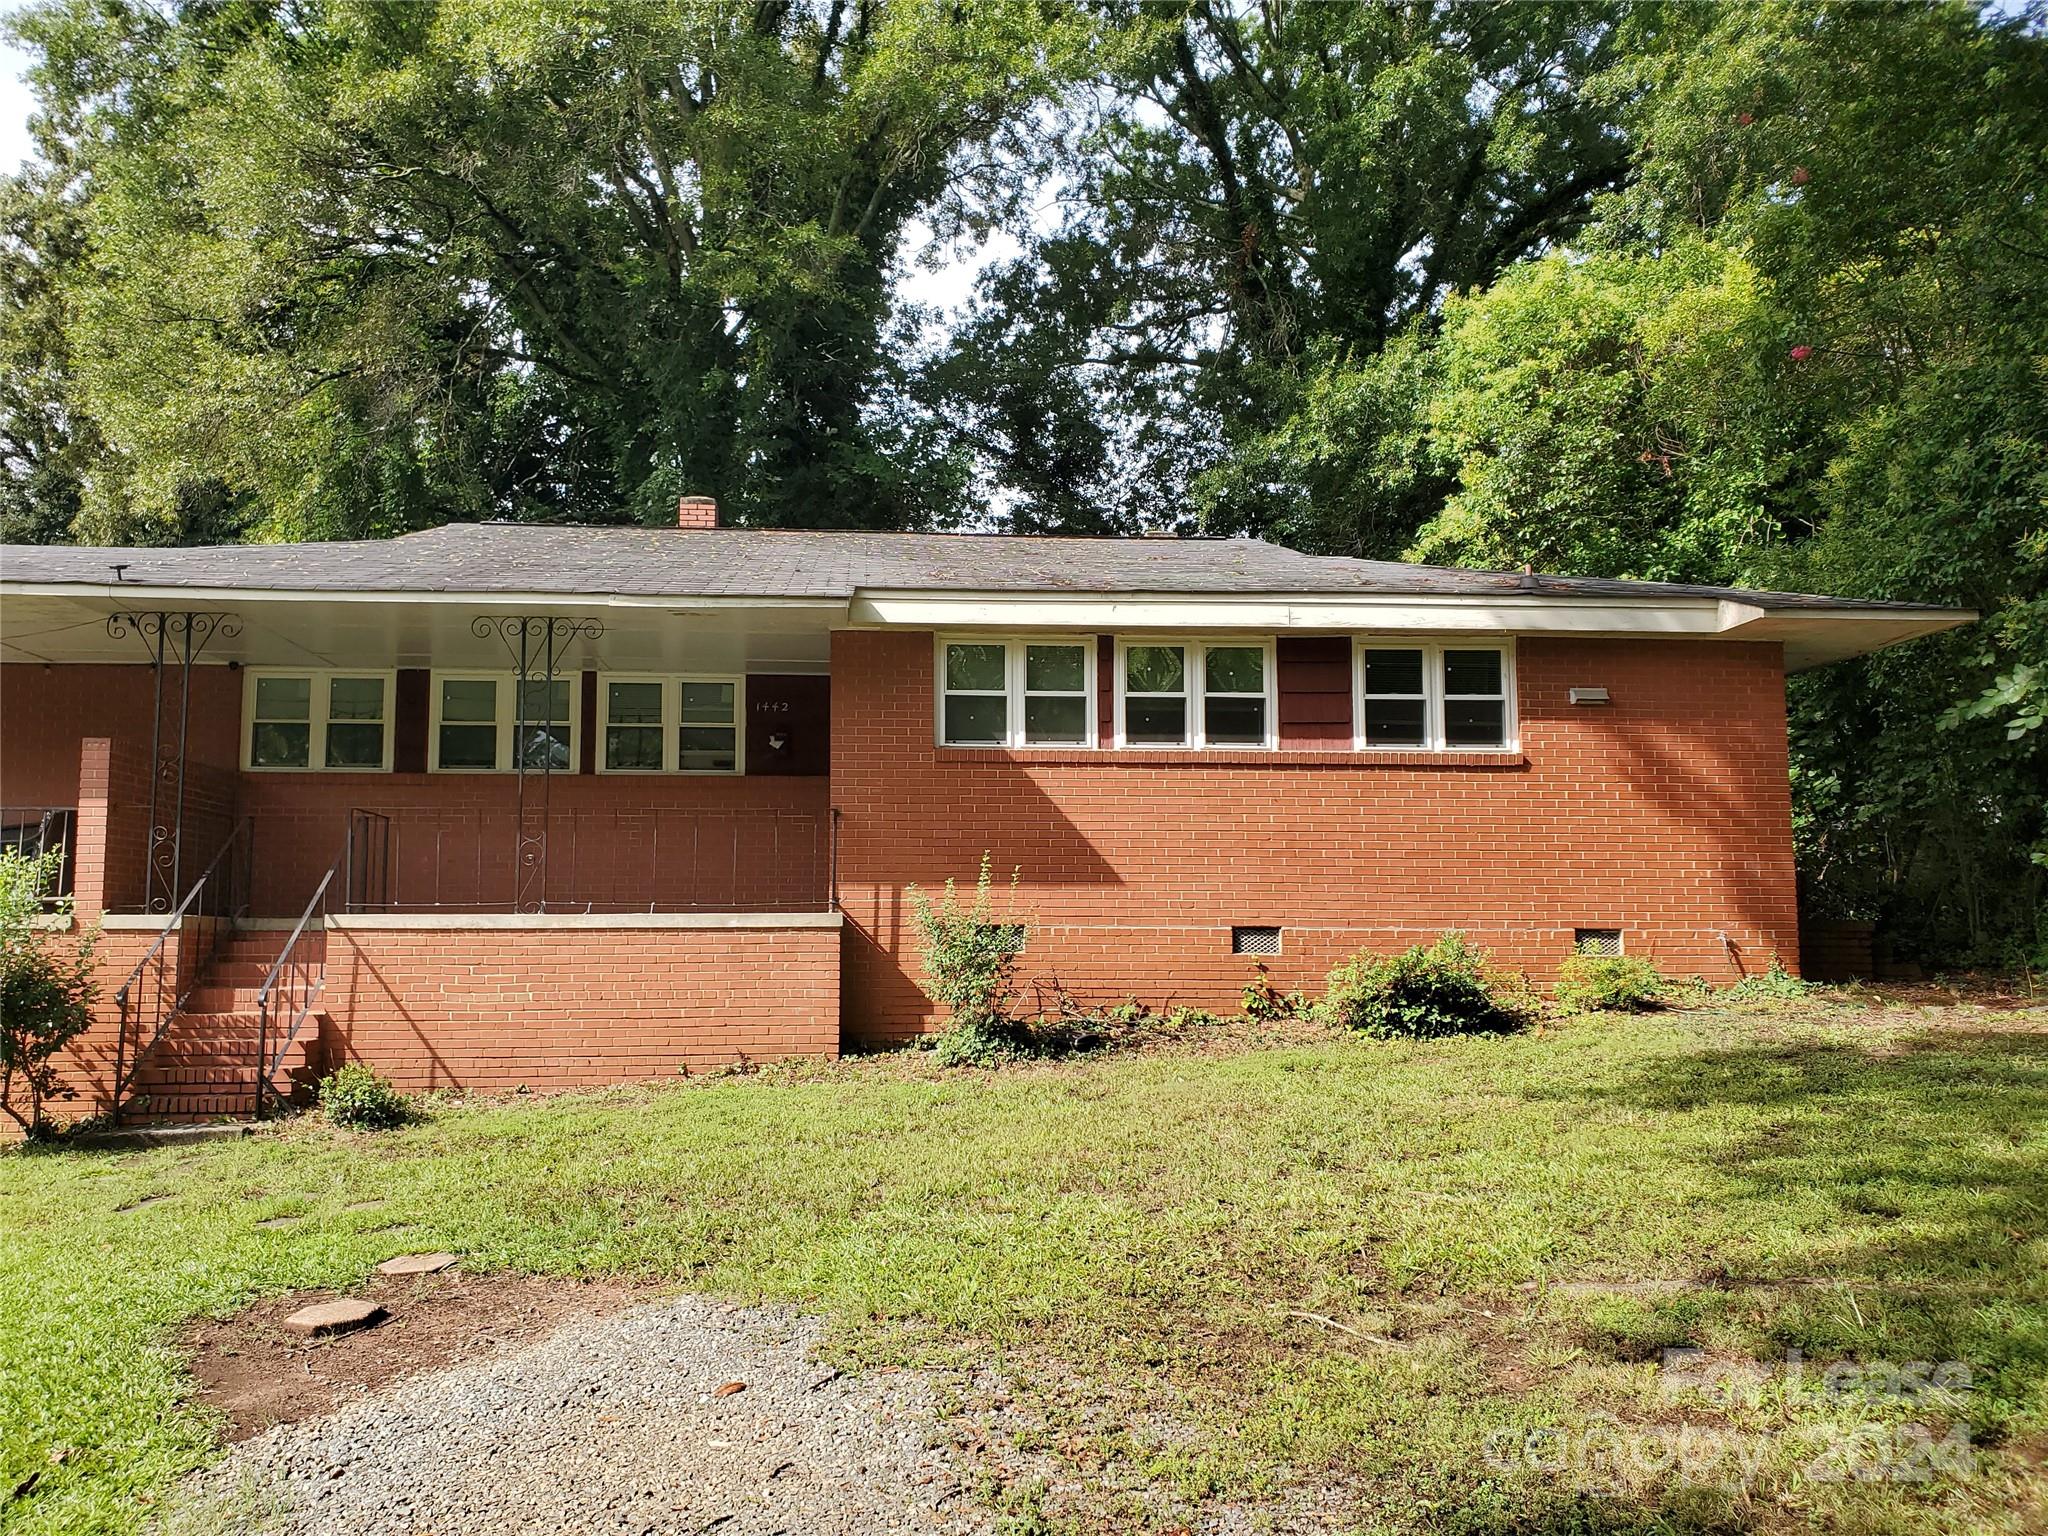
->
[516, 678, 571, 724]
[1444, 649, 1503, 696]
[681, 681, 735, 723]
[678, 726, 739, 772]
[325, 723, 384, 769]
[1445, 698, 1507, 747]
[1364, 649, 1425, 696]
[607, 681, 663, 725]
[1364, 699, 1428, 747]
[254, 675, 310, 721]
[438, 722, 497, 770]
[1025, 645, 1085, 693]
[328, 676, 384, 721]
[606, 726, 664, 771]
[1204, 695, 1266, 745]
[1125, 696, 1187, 744]
[441, 678, 496, 723]
[518, 724, 573, 771]
[1125, 645, 1185, 695]
[251, 721, 310, 768]
[1024, 695, 1088, 745]
[943, 695, 1008, 745]
[1204, 646, 1264, 694]
[945, 644, 1006, 692]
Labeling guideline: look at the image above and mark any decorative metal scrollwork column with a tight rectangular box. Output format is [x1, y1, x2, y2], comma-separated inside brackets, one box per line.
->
[473, 615, 604, 912]
[106, 610, 244, 911]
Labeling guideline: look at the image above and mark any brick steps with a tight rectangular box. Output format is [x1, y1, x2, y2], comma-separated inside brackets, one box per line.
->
[120, 929, 324, 1126]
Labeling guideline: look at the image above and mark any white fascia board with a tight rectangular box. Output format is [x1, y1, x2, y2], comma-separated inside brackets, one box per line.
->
[0, 582, 850, 613]
[848, 590, 1737, 635]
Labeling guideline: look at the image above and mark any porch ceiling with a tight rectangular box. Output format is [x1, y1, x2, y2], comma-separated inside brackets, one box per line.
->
[0, 593, 838, 673]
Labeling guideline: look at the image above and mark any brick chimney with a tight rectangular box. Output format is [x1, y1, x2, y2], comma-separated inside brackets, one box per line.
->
[676, 495, 719, 529]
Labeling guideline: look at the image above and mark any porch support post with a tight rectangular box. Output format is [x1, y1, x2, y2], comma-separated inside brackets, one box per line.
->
[106, 610, 241, 910]
[474, 615, 603, 913]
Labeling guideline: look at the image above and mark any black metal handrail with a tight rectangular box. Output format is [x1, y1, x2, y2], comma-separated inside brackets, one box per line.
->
[254, 856, 338, 1118]
[111, 818, 253, 1118]
[1, 807, 77, 905]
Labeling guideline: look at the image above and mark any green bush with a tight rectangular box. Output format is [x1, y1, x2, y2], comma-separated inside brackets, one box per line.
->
[1726, 961, 1810, 1004]
[316, 1063, 411, 1129]
[1553, 954, 1664, 1013]
[908, 853, 1033, 1067]
[0, 847, 98, 1137]
[1317, 932, 1526, 1039]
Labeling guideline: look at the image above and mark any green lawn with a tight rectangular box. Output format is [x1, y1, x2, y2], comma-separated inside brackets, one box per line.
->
[3, 994, 2044, 1535]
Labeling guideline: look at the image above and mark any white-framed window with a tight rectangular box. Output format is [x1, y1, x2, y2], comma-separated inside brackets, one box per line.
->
[428, 670, 580, 773]
[597, 674, 745, 774]
[1352, 641, 1516, 751]
[1114, 639, 1275, 749]
[243, 669, 394, 772]
[935, 638, 1096, 748]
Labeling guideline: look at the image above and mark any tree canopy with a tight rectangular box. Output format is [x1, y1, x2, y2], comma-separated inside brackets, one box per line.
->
[3, 0, 2044, 965]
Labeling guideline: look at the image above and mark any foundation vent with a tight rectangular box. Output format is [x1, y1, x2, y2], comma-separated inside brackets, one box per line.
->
[1574, 928, 1624, 957]
[1231, 926, 1281, 956]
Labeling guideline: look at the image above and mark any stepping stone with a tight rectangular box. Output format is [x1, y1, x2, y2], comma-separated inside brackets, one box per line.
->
[255, 1216, 301, 1230]
[281, 1299, 387, 1339]
[377, 1252, 458, 1277]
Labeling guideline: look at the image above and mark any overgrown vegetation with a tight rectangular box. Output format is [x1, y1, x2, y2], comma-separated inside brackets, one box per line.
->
[3, 995, 2042, 1534]
[1316, 932, 1528, 1040]
[314, 1064, 410, 1131]
[1727, 960, 1813, 1006]
[0, 846, 96, 1136]
[907, 855, 1032, 1067]
[1553, 955, 1665, 1014]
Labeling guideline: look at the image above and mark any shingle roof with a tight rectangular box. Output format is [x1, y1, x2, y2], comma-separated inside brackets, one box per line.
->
[0, 522, 1955, 613]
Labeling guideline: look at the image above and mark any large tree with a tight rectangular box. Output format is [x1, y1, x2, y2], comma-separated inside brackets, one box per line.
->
[922, 0, 1633, 534]
[6, 0, 1076, 540]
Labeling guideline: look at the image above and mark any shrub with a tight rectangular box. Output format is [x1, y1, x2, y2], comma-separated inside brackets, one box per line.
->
[1726, 961, 1810, 1004]
[0, 847, 98, 1137]
[1317, 932, 1526, 1039]
[316, 1063, 410, 1129]
[1240, 962, 1308, 1021]
[1553, 955, 1664, 1013]
[908, 853, 1032, 1066]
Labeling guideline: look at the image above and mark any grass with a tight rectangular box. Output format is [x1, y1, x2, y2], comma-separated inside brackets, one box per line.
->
[2, 991, 2044, 1534]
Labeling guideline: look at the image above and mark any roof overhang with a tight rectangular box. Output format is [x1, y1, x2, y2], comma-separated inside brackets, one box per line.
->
[0, 581, 1971, 673]
[846, 591, 1973, 671]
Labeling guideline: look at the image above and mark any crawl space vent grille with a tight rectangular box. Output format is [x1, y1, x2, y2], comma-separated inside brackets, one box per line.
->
[1574, 928, 1624, 957]
[1232, 926, 1281, 956]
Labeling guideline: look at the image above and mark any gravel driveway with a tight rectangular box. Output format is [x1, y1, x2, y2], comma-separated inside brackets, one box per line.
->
[171, 1295, 995, 1535]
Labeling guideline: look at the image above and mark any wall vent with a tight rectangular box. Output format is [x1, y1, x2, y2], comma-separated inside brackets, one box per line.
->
[1574, 928, 1623, 957]
[1232, 926, 1281, 956]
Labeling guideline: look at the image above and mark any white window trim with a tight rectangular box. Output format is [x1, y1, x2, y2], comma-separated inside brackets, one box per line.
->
[596, 673, 746, 775]
[1351, 639, 1518, 753]
[428, 669, 582, 774]
[242, 668, 396, 773]
[1114, 638, 1276, 750]
[934, 636, 1098, 749]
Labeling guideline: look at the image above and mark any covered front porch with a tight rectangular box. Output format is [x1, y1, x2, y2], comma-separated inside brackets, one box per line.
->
[1, 586, 846, 1124]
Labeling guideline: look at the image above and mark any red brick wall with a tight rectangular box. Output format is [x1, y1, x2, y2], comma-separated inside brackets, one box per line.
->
[241, 773, 832, 916]
[831, 630, 1800, 1045]
[323, 920, 840, 1092]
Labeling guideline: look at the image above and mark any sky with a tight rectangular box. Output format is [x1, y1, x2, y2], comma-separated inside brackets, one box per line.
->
[1, 35, 32, 175]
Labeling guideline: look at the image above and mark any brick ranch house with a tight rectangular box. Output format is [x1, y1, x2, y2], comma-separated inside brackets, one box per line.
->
[0, 501, 1969, 1123]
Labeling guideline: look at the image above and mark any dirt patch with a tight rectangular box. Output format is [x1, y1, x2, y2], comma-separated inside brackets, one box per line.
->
[180, 1270, 652, 1441]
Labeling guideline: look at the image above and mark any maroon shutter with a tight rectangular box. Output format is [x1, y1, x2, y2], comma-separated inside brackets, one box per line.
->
[1277, 637, 1352, 748]
[1096, 635, 1115, 745]
[580, 670, 599, 774]
[393, 669, 430, 773]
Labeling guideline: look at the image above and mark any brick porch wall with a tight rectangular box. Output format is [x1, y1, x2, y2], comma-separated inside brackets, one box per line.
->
[322, 918, 841, 1094]
[830, 630, 1801, 1046]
